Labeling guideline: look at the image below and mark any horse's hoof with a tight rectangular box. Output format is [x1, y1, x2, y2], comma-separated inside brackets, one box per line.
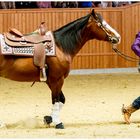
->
[55, 123, 64, 129]
[44, 116, 52, 125]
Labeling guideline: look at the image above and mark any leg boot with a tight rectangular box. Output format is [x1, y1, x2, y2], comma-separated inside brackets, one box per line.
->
[122, 104, 138, 124]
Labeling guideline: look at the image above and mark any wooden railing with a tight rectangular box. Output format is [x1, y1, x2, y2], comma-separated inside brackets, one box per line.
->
[0, 3, 140, 69]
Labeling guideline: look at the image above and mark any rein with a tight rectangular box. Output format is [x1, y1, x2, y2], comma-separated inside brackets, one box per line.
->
[112, 45, 140, 62]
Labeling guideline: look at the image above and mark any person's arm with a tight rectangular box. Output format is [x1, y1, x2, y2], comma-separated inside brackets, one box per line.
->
[131, 32, 140, 57]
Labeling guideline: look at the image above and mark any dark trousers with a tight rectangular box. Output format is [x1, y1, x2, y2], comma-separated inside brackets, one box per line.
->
[132, 96, 140, 109]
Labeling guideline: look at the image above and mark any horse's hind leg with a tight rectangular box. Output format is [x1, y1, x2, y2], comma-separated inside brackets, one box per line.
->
[44, 77, 65, 129]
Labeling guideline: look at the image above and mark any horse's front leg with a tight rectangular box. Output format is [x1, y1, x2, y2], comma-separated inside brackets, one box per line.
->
[45, 91, 65, 129]
[44, 77, 65, 129]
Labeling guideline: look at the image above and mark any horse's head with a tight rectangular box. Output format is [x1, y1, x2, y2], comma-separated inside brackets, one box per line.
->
[88, 9, 121, 45]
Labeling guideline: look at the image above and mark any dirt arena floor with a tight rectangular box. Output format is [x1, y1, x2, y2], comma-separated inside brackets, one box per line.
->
[0, 72, 140, 138]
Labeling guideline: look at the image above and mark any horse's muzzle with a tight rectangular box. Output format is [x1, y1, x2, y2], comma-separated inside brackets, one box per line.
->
[110, 36, 121, 45]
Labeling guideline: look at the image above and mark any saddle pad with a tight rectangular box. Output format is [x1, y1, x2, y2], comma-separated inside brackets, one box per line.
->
[0, 31, 56, 56]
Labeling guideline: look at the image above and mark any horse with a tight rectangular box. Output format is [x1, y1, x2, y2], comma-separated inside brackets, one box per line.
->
[0, 9, 120, 129]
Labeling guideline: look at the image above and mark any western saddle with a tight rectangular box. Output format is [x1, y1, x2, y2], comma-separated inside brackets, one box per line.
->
[4, 22, 52, 82]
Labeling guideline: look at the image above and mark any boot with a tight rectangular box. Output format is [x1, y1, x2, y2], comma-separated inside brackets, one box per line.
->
[122, 104, 138, 124]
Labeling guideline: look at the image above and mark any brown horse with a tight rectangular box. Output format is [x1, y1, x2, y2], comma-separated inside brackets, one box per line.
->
[0, 9, 120, 129]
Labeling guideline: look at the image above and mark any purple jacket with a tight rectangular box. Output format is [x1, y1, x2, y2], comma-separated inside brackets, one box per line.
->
[131, 32, 140, 57]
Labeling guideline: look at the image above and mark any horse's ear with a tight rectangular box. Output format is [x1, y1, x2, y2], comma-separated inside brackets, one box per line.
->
[92, 9, 95, 14]
[91, 9, 96, 19]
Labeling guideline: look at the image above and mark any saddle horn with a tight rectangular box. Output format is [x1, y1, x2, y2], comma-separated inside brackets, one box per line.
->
[39, 22, 47, 36]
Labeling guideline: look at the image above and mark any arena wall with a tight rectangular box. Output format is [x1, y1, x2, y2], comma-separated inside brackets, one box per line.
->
[0, 3, 139, 69]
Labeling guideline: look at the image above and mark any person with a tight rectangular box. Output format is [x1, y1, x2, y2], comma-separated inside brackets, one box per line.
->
[93, 2, 102, 7]
[101, 1, 113, 7]
[0, 2, 15, 9]
[68, 2, 78, 8]
[51, 2, 63, 8]
[15, 1, 37, 9]
[122, 32, 140, 124]
[117, 1, 131, 7]
[78, 1, 93, 8]
[36, 1, 52, 8]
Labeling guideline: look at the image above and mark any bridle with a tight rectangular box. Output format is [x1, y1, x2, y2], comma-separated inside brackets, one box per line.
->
[93, 14, 140, 62]
[97, 22, 118, 44]
[92, 13, 119, 44]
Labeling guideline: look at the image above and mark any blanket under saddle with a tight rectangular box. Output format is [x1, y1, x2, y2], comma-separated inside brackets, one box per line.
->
[0, 31, 56, 56]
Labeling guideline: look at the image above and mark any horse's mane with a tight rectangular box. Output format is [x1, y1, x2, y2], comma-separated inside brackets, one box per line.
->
[53, 13, 91, 55]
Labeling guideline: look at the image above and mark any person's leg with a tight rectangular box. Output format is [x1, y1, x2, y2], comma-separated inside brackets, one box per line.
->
[132, 96, 140, 109]
[122, 96, 140, 124]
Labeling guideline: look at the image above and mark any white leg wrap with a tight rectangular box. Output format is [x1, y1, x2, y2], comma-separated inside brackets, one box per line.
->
[59, 102, 64, 111]
[51, 102, 61, 125]
[0, 120, 6, 128]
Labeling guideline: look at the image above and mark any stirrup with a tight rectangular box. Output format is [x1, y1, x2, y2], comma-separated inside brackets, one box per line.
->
[40, 67, 47, 82]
